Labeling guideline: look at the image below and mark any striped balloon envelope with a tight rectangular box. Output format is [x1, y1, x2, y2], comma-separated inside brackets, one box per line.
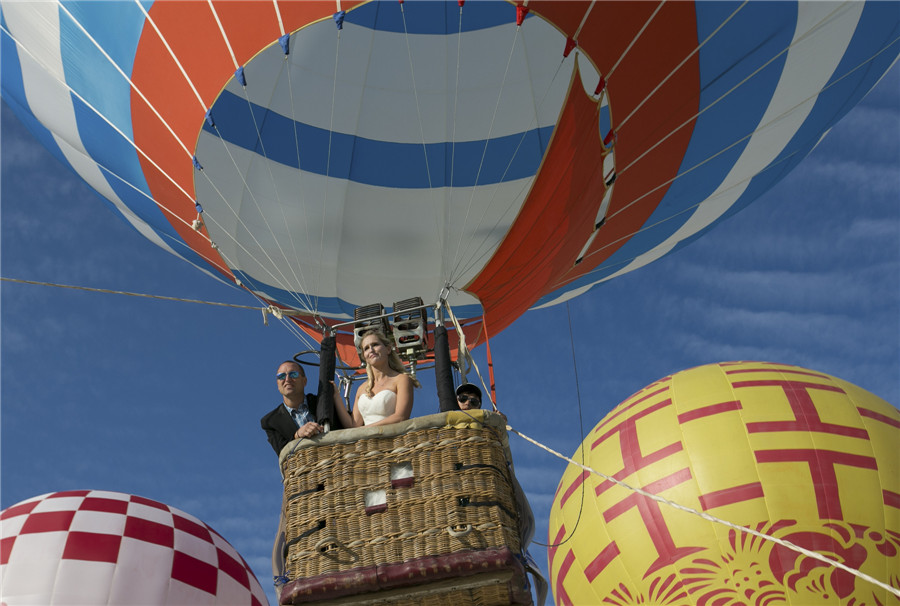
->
[2, 1, 898, 358]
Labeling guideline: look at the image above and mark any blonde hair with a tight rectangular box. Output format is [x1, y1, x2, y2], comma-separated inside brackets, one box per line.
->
[359, 329, 421, 397]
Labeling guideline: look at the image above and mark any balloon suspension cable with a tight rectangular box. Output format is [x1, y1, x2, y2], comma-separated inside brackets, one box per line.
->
[447, 19, 574, 287]
[445, 301, 496, 412]
[572, 9, 900, 283]
[0, 21, 230, 272]
[438, 285, 452, 310]
[443, 300, 468, 383]
[434, 289, 448, 325]
[480, 314, 497, 408]
[339, 374, 353, 403]
[447, 14, 524, 285]
[507, 426, 900, 599]
[315, 314, 332, 336]
[531, 300, 587, 548]
[570, 27, 900, 284]
[71, 0, 321, 315]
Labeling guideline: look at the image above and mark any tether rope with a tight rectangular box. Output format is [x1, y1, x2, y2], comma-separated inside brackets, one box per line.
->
[507, 425, 900, 598]
[273, 0, 287, 37]
[449, 56, 591, 286]
[201, 6, 314, 310]
[0, 277, 259, 310]
[310, 23, 344, 317]
[572, 1, 597, 41]
[8, 276, 895, 595]
[447, 312, 898, 596]
[1, 276, 321, 350]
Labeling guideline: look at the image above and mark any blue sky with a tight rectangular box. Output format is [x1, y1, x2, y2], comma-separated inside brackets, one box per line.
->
[2, 60, 898, 606]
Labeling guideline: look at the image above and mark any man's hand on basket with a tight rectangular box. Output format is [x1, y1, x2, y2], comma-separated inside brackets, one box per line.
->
[295, 422, 323, 440]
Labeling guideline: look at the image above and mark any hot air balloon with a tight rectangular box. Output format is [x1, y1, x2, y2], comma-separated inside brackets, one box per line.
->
[1, 490, 268, 606]
[2, 1, 897, 361]
[2, 2, 899, 605]
[548, 361, 900, 605]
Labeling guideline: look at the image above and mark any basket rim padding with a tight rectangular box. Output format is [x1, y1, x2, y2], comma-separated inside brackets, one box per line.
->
[278, 410, 509, 471]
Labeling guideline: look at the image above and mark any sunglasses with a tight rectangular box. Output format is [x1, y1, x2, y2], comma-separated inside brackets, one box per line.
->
[457, 394, 481, 408]
[276, 370, 302, 381]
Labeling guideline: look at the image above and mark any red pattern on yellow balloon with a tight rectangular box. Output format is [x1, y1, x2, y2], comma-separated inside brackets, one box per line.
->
[548, 361, 900, 605]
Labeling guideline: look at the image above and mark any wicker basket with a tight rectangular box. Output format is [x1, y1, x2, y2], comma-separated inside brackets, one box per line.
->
[276, 411, 532, 605]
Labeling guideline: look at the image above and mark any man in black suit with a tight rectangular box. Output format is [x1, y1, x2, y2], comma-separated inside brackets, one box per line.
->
[260, 361, 324, 456]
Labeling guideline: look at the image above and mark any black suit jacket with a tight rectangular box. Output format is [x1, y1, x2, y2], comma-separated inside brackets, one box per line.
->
[260, 393, 347, 456]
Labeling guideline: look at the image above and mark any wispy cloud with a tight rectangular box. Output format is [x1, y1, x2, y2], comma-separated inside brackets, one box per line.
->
[673, 264, 897, 314]
[845, 217, 899, 240]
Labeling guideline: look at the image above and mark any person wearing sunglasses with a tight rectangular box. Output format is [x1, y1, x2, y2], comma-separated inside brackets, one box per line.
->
[260, 361, 325, 456]
[455, 383, 482, 410]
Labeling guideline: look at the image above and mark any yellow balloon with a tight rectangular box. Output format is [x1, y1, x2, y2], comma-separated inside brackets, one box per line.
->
[548, 361, 899, 605]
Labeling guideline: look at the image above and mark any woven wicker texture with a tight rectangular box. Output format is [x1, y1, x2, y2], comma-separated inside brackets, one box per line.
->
[281, 424, 522, 581]
[387, 583, 512, 606]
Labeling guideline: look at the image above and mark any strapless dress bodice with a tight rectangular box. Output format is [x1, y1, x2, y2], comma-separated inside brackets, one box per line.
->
[357, 390, 397, 425]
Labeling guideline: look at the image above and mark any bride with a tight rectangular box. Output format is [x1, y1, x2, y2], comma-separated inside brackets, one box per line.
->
[335, 329, 420, 427]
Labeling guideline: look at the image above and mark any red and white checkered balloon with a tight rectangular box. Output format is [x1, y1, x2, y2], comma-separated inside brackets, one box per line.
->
[1, 490, 268, 605]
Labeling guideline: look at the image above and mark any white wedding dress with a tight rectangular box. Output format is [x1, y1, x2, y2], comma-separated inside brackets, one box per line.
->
[357, 390, 397, 425]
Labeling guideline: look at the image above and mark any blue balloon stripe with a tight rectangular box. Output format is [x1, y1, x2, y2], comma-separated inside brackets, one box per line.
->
[0, 19, 40, 141]
[231, 270, 485, 321]
[4, 0, 897, 326]
[2, 14, 212, 275]
[59, 0, 148, 141]
[70, 96, 161, 211]
[624, 1, 795, 255]
[535, 5, 898, 311]
[345, 1, 520, 36]
[204, 92, 553, 188]
[784, 4, 900, 153]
